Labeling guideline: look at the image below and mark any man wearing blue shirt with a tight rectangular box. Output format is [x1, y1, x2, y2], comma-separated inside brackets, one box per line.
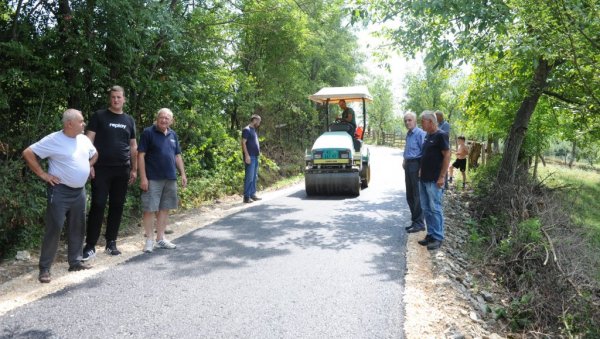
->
[436, 111, 450, 135]
[138, 108, 187, 253]
[403, 112, 426, 233]
[241, 114, 262, 203]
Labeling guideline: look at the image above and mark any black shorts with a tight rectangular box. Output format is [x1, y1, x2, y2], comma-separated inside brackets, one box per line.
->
[452, 158, 467, 172]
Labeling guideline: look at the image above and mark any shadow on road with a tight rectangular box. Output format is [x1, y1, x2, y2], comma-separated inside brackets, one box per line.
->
[137, 186, 410, 285]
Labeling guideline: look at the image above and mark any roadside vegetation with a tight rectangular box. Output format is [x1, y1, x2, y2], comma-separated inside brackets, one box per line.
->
[0, 0, 364, 259]
[466, 157, 600, 337]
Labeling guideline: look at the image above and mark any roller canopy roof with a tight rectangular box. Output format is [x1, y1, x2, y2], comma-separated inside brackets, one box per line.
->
[308, 86, 373, 104]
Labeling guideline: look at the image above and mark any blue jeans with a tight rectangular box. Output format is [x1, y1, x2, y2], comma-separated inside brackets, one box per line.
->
[244, 156, 259, 198]
[419, 181, 444, 241]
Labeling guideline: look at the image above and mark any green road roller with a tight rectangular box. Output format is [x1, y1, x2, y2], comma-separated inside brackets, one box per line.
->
[305, 86, 372, 196]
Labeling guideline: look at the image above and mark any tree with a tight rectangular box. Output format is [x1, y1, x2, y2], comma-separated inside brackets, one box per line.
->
[226, 0, 362, 154]
[367, 75, 394, 144]
[357, 0, 600, 184]
[402, 63, 467, 141]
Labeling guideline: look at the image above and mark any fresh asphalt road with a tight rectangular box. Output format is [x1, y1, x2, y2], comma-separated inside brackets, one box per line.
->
[1, 146, 411, 339]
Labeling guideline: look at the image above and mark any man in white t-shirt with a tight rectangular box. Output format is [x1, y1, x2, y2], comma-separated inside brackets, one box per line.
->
[23, 109, 98, 283]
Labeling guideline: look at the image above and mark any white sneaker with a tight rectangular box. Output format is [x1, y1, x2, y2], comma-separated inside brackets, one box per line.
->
[156, 238, 176, 249]
[143, 239, 154, 253]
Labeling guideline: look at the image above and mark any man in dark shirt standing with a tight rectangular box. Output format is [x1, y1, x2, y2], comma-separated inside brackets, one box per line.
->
[417, 111, 450, 250]
[241, 114, 261, 203]
[82, 86, 138, 260]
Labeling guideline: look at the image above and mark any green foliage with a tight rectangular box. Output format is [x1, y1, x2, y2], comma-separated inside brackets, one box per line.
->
[506, 293, 535, 331]
[0, 159, 46, 258]
[494, 218, 543, 262]
[401, 63, 468, 139]
[402, 63, 455, 114]
[367, 75, 394, 144]
[465, 218, 489, 260]
[470, 154, 502, 197]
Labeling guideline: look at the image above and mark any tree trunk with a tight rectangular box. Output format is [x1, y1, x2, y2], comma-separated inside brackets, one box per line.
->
[58, 0, 80, 108]
[533, 153, 539, 179]
[82, 0, 96, 119]
[493, 138, 499, 153]
[10, 0, 24, 40]
[569, 140, 577, 168]
[497, 58, 553, 184]
[468, 142, 482, 169]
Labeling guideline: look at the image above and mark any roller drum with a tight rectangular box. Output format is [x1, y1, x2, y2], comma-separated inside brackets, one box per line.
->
[305, 171, 360, 196]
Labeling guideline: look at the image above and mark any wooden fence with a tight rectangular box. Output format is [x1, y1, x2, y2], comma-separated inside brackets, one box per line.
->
[363, 131, 494, 170]
[363, 131, 405, 148]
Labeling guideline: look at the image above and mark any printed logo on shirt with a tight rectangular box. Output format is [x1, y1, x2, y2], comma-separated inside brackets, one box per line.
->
[109, 123, 127, 129]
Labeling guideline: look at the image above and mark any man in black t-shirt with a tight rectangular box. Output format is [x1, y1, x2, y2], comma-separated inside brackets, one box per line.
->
[82, 86, 138, 260]
[337, 99, 356, 137]
[416, 111, 450, 251]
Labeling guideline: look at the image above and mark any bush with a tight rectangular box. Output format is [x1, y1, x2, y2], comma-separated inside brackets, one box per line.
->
[0, 159, 46, 259]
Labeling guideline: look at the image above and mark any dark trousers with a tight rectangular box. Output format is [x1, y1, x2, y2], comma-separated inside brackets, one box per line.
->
[404, 159, 424, 227]
[86, 166, 129, 247]
[40, 184, 86, 270]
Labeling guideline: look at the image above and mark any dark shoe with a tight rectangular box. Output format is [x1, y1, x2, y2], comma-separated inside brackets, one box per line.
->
[81, 245, 96, 261]
[406, 223, 424, 231]
[38, 270, 51, 283]
[105, 240, 121, 256]
[250, 195, 262, 201]
[418, 235, 434, 246]
[243, 197, 253, 203]
[427, 239, 443, 250]
[407, 226, 425, 233]
[68, 262, 91, 272]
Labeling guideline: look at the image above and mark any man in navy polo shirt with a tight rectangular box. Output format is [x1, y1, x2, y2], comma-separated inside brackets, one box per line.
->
[241, 114, 261, 203]
[138, 108, 187, 253]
